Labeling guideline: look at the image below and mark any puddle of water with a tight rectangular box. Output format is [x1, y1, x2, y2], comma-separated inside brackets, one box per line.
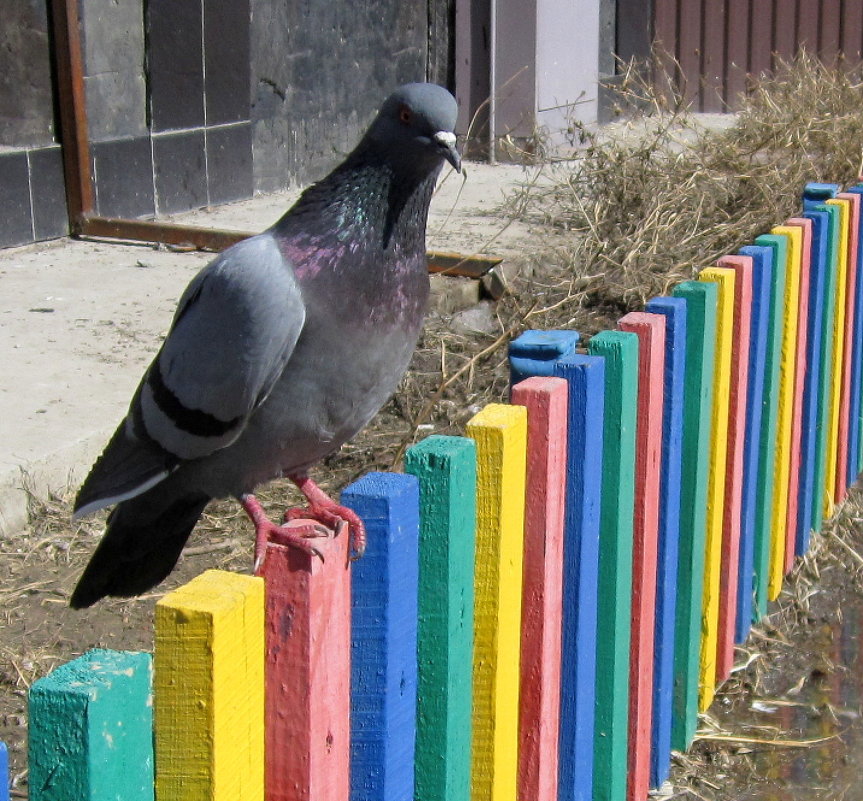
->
[721, 595, 863, 800]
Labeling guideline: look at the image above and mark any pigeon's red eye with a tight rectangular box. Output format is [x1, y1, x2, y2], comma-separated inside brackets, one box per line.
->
[398, 106, 413, 124]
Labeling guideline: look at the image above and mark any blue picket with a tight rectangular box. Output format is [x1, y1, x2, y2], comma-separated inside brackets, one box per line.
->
[344, 473, 420, 801]
[643, 297, 686, 789]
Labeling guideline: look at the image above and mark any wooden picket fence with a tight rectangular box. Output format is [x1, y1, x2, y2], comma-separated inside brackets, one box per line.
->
[12, 179, 863, 801]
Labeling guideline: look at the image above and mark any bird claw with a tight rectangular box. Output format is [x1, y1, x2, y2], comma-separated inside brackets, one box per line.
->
[242, 494, 332, 573]
[252, 518, 329, 573]
[283, 503, 366, 560]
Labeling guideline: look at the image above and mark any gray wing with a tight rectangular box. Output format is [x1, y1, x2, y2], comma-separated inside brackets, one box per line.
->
[74, 233, 304, 516]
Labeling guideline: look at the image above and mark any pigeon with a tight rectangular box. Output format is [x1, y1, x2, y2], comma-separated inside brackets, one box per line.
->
[69, 82, 460, 608]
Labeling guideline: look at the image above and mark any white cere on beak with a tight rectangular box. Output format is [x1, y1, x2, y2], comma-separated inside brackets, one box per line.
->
[433, 131, 457, 148]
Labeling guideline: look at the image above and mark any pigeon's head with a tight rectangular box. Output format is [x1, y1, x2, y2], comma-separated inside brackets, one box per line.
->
[367, 83, 461, 174]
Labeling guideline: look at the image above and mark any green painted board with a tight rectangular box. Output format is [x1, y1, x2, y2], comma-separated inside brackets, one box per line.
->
[810, 204, 840, 534]
[587, 330, 638, 801]
[28, 649, 154, 801]
[405, 435, 477, 801]
[751, 234, 788, 619]
[668, 281, 717, 751]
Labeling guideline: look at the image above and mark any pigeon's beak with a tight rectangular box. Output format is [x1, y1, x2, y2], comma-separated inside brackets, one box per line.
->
[434, 131, 462, 173]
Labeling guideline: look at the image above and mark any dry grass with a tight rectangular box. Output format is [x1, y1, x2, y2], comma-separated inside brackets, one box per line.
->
[514, 52, 863, 308]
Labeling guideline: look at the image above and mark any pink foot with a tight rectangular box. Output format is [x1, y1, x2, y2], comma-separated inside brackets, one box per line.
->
[288, 474, 367, 560]
[241, 494, 331, 572]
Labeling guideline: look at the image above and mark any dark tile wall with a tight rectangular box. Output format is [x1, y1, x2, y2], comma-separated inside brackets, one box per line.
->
[0, 0, 55, 147]
[0, 153, 34, 248]
[249, 0, 428, 191]
[92, 137, 155, 219]
[80, 0, 148, 141]
[145, 0, 253, 214]
[146, 0, 206, 132]
[1, 0, 452, 249]
[206, 124, 254, 205]
[0, 147, 69, 249]
[153, 131, 208, 214]
[204, 0, 251, 125]
[29, 147, 69, 241]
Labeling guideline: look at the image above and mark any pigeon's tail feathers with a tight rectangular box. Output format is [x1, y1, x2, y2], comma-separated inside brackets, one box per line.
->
[73, 419, 177, 519]
[70, 485, 210, 609]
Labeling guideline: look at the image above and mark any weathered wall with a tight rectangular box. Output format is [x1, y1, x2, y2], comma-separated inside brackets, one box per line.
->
[0, 1, 66, 247]
[250, 1, 430, 191]
[0, 0, 455, 248]
[0, 0, 55, 147]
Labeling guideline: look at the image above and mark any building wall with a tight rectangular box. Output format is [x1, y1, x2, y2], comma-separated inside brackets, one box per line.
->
[654, 0, 863, 112]
[0, 0, 68, 247]
[0, 0, 452, 249]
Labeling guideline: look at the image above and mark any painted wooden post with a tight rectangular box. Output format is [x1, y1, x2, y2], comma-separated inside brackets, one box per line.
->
[553, 355, 604, 801]
[802, 183, 839, 210]
[807, 205, 840, 536]
[0, 741, 7, 801]
[782, 220, 812, 575]
[823, 197, 851, 520]
[343, 473, 420, 801]
[763, 226, 801, 600]
[669, 280, 717, 751]
[28, 650, 154, 801]
[696, 266, 735, 711]
[714, 255, 753, 683]
[750, 233, 788, 612]
[510, 333, 603, 801]
[256, 524, 350, 801]
[836, 192, 861, 499]
[618, 313, 665, 801]
[587, 330, 638, 801]
[465, 404, 527, 801]
[155, 570, 264, 801]
[842, 185, 863, 483]
[508, 329, 581, 385]
[511, 377, 568, 801]
[404, 436, 476, 801]
[843, 185, 863, 480]
[795, 210, 831, 556]
[643, 297, 686, 789]
[735, 245, 774, 641]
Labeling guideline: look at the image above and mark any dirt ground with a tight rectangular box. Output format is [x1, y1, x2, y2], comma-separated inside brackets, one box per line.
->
[3, 151, 863, 798]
